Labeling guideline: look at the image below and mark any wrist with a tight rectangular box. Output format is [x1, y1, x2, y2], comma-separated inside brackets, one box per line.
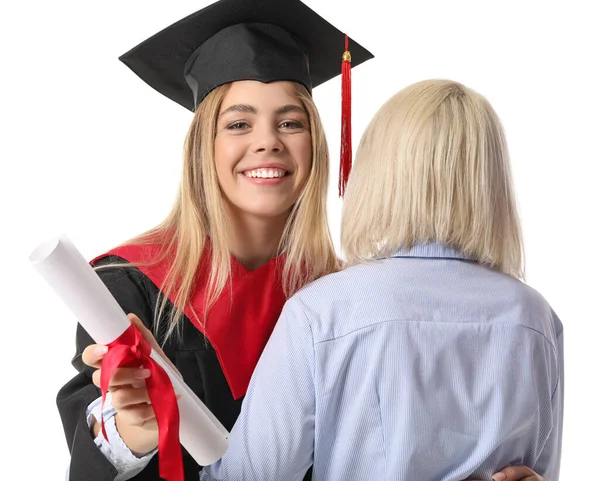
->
[92, 417, 102, 438]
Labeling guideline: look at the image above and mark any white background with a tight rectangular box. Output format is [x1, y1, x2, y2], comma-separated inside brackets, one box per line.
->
[1, 1, 598, 479]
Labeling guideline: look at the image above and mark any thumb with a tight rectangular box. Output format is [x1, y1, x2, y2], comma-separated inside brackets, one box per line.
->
[492, 466, 537, 481]
[127, 313, 183, 379]
[127, 313, 160, 351]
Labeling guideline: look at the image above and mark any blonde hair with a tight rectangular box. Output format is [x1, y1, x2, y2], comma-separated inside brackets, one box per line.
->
[342, 79, 524, 278]
[114, 82, 338, 341]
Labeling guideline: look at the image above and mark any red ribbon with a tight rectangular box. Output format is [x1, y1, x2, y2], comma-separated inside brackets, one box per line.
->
[100, 324, 183, 481]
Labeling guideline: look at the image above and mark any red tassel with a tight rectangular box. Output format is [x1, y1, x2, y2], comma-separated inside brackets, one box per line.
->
[339, 34, 352, 197]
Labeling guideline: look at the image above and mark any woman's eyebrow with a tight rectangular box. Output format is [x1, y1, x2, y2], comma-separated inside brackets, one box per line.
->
[218, 104, 306, 117]
[276, 104, 307, 115]
[219, 104, 257, 117]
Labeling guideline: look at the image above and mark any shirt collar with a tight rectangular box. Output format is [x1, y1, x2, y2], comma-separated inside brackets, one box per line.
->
[391, 242, 475, 261]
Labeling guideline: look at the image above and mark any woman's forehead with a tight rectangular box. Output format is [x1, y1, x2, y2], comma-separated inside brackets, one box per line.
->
[220, 81, 303, 110]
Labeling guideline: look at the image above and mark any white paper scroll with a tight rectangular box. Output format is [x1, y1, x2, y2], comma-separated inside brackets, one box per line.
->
[30, 235, 229, 466]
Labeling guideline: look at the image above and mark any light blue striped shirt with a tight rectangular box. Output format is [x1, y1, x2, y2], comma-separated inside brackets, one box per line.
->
[201, 243, 563, 481]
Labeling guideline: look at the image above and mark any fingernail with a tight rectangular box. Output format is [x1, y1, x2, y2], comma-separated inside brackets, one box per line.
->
[94, 346, 108, 356]
[134, 369, 151, 379]
[131, 380, 145, 388]
[492, 473, 507, 481]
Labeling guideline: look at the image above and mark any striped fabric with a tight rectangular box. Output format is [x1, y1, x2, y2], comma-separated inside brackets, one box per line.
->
[202, 243, 563, 481]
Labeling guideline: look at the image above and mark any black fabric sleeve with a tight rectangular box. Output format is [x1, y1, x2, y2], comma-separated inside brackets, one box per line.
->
[56, 256, 156, 481]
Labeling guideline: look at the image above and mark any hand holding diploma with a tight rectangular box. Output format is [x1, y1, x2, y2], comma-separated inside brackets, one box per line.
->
[83, 313, 178, 455]
[30, 235, 229, 481]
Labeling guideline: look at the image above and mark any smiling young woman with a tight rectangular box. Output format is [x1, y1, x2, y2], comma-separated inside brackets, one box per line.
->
[56, 0, 373, 479]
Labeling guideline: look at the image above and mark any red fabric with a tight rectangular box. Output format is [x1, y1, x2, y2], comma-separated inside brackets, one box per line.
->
[100, 324, 183, 481]
[339, 33, 352, 197]
[92, 241, 287, 400]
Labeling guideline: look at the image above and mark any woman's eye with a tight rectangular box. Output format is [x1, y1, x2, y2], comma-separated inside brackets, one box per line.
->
[280, 120, 303, 129]
[227, 121, 249, 130]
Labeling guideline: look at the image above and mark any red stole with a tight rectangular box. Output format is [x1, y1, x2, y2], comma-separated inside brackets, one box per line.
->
[91, 242, 287, 399]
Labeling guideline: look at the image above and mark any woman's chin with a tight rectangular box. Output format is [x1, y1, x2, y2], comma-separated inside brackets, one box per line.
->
[234, 204, 293, 222]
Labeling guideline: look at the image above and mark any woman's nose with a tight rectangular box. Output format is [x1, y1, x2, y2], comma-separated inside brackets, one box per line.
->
[252, 126, 283, 154]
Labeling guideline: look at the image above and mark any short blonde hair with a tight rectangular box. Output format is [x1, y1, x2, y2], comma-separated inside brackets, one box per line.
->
[341, 79, 524, 278]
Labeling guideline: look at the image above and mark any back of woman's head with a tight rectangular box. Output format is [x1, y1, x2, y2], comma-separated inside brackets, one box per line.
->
[342, 79, 524, 278]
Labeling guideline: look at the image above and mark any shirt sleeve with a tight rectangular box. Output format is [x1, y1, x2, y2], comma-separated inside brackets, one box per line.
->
[532, 325, 564, 481]
[200, 297, 316, 481]
[86, 394, 116, 428]
[64, 395, 157, 481]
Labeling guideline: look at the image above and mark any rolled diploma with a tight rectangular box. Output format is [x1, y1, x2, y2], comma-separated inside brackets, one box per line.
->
[30, 235, 229, 466]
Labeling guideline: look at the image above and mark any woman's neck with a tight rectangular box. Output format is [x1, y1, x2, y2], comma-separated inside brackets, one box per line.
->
[227, 210, 289, 270]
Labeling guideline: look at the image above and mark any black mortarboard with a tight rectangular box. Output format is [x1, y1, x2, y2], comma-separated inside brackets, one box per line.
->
[119, 0, 374, 194]
[119, 0, 373, 110]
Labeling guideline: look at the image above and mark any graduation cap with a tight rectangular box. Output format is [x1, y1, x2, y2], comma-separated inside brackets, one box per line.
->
[119, 0, 374, 195]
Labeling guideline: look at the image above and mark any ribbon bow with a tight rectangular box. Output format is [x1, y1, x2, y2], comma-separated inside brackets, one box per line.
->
[100, 324, 183, 481]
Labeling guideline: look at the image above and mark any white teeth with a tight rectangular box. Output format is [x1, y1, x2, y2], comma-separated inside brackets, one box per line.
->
[244, 168, 287, 179]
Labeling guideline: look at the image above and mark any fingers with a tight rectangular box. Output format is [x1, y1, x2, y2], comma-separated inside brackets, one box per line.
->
[85, 314, 182, 399]
[492, 465, 541, 481]
[111, 386, 152, 410]
[117, 404, 157, 428]
[82, 314, 155, 371]
[82, 344, 108, 368]
[92, 366, 151, 389]
[464, 466, 544, 481]
[83, 314, 182, 382]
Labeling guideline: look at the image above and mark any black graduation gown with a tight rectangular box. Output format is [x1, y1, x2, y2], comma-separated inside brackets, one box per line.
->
[57, 256, 313, 480]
